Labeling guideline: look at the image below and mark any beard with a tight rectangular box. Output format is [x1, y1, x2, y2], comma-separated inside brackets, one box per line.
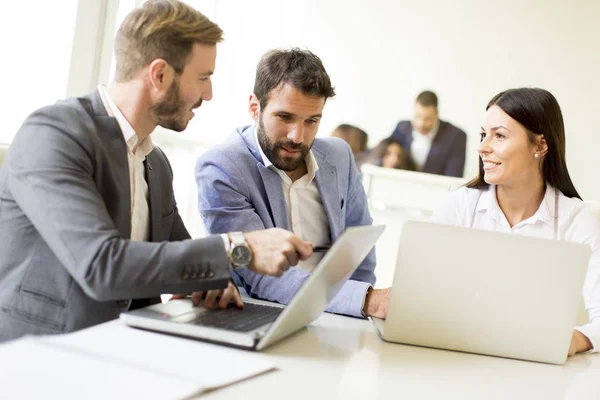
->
[151, 78, 201, 132]
[256, 114, 311, 172]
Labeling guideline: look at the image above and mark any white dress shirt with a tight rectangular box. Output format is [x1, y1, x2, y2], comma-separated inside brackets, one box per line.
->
[411, 120, 439, 171]
[254, 128, 330, 271]
[431, 184, 600, 352]
[98, 85, 152, 242]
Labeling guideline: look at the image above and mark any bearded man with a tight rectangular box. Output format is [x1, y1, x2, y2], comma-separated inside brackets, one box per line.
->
[0, 1, 312, 341]
[195, 48, 390, 319]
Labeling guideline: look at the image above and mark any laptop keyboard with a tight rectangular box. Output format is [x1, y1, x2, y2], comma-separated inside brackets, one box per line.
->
[190, 302, 283, 332]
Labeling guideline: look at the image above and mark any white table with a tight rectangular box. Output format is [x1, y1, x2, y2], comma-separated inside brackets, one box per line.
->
[198, 312, 599, 399]
[56, 310, 599, 400]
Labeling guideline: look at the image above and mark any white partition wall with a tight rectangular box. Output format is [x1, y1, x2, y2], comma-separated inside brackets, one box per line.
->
[361, 165, 467, 215]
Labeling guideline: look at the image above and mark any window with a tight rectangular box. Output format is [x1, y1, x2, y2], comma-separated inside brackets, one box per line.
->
[108, 0, 140, 83]
[0, 1, 78, 143]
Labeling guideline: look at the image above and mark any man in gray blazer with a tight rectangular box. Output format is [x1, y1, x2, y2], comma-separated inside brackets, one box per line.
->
[196, 49, 391, 319]
[0, 0, 312, 342]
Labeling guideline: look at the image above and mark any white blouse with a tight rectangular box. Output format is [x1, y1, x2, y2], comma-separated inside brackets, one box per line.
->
[430, 184, 600, 352]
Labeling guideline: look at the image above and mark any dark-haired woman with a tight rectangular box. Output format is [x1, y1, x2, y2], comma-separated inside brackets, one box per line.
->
[369, 138, 416, 171]
[431, 88, 599, 356]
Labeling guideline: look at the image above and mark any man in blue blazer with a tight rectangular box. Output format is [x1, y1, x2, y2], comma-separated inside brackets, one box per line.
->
[391, 90, 467, 177]
[195, 48, 389, 318]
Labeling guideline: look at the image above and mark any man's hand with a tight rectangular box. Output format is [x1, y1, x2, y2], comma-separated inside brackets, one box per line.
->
[363, 287, 391, 318]
[171, 281, 244, 309]
[568, 329, 593, 356]
[243, 228, 313, 276]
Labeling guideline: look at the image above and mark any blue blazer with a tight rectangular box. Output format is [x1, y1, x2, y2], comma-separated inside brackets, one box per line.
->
[195, 125, 376, 317]
[391, 119, 467, 177]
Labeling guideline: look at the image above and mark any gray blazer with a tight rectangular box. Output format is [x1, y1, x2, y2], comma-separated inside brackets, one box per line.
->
[0, 90, 230, 342]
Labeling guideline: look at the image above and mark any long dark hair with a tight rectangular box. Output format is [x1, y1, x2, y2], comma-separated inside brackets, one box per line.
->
[467, 88, 581, 200]
[369, 137, 416, 171]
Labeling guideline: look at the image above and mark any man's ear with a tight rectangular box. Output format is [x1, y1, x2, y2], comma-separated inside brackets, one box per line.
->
[148, 59, 173, 91]
[538, 135, 549, 157]
[248, 94, 261, 123]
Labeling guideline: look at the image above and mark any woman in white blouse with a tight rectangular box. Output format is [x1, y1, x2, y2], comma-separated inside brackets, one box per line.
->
[431, 88, 599, 356]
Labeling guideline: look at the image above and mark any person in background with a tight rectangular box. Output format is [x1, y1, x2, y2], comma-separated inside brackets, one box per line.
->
[0, 0, 312, 342]
[391, 90, 466, 177]
[331, 124, 370, 170]
[368, 137, 416, 171]
[331, 123, 369, 154]
[430, 87, 600, 356]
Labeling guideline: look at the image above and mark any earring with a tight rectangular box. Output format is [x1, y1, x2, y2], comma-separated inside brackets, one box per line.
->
[534, 153, 539, 159]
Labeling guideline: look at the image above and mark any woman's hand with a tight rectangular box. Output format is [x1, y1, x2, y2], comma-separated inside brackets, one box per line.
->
[568, 329, 593, 356]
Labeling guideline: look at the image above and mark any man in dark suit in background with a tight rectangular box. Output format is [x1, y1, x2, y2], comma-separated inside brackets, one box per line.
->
[391, 91, 466, 177]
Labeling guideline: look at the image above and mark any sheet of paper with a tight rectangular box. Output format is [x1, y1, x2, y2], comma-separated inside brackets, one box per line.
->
[0, 337, 202, 400]
[43, 321, 276, 391]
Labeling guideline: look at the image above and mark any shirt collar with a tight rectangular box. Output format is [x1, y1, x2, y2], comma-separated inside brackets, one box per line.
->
[475, 185, 501, 221]
[532, 184, 558, 226]
[413, 119, 440, 141]
[98, 84, 153, 157]
[253, 125, 319, 183]
[476, 184, 557, 227]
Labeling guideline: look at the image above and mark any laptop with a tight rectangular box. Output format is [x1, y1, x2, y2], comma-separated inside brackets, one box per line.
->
[373, 220, 591, 364]
[121, 224, 385, 351]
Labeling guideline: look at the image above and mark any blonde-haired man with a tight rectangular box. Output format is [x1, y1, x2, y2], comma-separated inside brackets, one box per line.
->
[0, 0, 312, 342]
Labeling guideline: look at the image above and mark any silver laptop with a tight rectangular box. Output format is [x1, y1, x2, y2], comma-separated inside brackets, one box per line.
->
[121, 224, 385, 351]
[373, 220, 590, 364]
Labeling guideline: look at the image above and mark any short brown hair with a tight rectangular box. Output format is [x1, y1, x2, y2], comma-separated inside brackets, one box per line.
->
[253, 48, 336, 110]
[416, 90, 438, 108]
[114, 0, 223, 82]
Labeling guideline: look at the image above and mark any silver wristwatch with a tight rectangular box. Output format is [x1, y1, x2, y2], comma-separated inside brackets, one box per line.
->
[227, 232, 252, 270]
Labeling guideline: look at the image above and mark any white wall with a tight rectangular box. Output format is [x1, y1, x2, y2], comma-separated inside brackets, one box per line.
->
[183, 0, 600, 199]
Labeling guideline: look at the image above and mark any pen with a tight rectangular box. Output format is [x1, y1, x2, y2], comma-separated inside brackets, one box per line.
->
[312, 245, 331, 252]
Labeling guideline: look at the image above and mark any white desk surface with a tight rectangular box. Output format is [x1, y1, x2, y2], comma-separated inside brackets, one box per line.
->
[68, 311, 600, 400]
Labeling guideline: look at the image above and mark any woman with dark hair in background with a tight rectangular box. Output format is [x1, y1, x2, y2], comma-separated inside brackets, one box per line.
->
[369, 137, 416, 171]
[431, 88, 600, 356]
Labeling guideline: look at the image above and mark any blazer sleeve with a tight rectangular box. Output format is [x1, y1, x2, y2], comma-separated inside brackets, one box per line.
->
[195, 151, 267, 234]
[443, 129, 467, 177]
[343, 144, 377, 286]
[6, 106, 230, 301]
[195, 151, 312, 301]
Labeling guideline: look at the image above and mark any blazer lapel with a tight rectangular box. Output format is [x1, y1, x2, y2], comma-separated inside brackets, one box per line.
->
[87, 90, 131, 238]
[406, 128, 415, 149]
[423, 122, 446, 172]
[144, 153, 162, 242]
[257, 164, 290, 230]
[315, 164, 341, 240]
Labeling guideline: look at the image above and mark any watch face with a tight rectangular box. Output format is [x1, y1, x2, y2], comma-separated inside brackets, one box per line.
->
[232, 246, 252, 265]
